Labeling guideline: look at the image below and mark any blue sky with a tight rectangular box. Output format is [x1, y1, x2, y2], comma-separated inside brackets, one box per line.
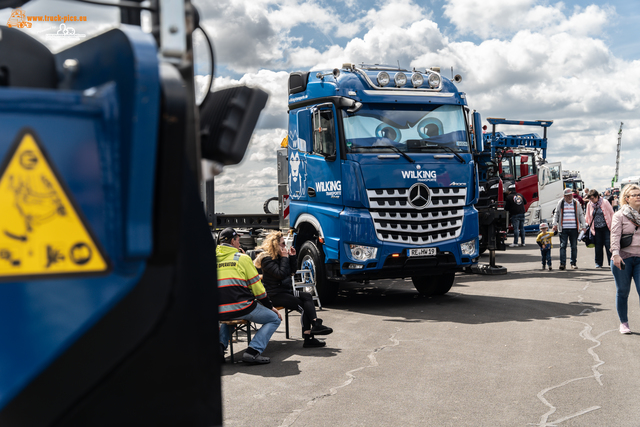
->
[3, 0, 639, 213]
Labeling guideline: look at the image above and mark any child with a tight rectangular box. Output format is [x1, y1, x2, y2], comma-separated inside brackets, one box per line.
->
[536, 223, 555, 270]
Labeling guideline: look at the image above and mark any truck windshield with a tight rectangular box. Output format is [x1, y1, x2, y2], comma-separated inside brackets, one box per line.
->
[342, 104, 470, 153]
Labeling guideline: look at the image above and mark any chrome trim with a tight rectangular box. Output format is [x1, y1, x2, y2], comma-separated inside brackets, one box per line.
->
[294, 214, 325, 239]
[377, 155, 401, 159]
[366, 187, 467, 245]
[362, 90, 454, 97]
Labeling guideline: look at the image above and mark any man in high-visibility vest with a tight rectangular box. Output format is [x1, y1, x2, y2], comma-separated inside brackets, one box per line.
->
[217, 228, 282, 364]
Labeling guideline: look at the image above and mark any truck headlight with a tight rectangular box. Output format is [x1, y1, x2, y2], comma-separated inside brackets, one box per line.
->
[428, 73, 441, 88]
[377, 72, 390, 87]
[394, 72, 407, 87]
[460, 239, 476, 256]
[349, 244, 378, 261]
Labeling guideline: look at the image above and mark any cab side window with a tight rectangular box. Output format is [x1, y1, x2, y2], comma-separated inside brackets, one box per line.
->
[312, 108, 336, 158]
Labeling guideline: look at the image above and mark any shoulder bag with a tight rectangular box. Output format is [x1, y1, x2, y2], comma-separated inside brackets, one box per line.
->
[583, 204, 596, 248]
[621, 225, 638, 249]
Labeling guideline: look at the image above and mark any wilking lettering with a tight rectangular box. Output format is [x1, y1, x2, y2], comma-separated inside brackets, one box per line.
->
[401, 170, 437, 180]
[316, 180, 341, 193]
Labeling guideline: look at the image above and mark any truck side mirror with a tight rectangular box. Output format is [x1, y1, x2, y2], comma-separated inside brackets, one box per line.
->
[473, 111, 484, 153]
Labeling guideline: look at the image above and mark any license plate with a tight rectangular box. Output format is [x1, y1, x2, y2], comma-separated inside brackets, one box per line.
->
[408, 248, 436, 257]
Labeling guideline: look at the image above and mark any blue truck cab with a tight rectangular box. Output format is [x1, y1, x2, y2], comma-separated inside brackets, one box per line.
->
[286, 64, 483, 302]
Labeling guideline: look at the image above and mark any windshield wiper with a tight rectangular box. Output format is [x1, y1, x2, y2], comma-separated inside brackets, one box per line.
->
[350, 144, 415, 163]
[439, 146, 466, 164]
[406, 139, 465, 164]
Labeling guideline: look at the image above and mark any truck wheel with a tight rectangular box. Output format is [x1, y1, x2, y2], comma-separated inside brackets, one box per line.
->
[412, 272, 455, 296]
[411, 276, 437, 296]
[263, 196, 278, 214]
[298, 241, 339, 304]
[433, 271, 455, 295]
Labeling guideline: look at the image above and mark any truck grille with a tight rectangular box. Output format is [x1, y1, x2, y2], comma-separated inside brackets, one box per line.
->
[367, 187, 467, 245]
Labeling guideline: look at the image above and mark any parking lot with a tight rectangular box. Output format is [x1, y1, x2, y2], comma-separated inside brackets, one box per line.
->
[221, 238, 640, 426]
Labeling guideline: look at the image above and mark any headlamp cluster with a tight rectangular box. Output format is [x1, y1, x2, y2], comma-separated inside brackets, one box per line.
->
[376, 71, 440, 89]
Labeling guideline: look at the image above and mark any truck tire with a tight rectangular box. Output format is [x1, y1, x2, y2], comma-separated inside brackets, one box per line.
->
[412, 272, 455, 296]
[298, 241, 339, 304]
[432, 271, 455, 295]
[263, 196, 278, 214]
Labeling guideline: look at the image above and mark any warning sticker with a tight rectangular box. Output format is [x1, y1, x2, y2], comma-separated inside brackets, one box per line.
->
[0, 129, 110, 280]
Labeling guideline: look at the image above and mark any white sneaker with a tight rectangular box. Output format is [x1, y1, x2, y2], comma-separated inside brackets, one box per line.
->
[509, 243, 518, 247]
[519, 243, 526, 247]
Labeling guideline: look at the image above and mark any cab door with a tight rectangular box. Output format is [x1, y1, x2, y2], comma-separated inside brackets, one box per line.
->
[305, 103, 342, 206]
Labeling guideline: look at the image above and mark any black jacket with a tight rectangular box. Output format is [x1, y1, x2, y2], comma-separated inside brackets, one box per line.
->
[261, 254, 298, 295]
[505, 192, 527, 216]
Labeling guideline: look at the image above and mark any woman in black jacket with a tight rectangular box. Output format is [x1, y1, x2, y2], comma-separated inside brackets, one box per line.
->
[256, 231, 332, 347]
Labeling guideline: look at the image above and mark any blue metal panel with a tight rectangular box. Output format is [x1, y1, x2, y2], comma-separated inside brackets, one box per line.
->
[341, 160, 367, 208]
[0, 27, 159, 409]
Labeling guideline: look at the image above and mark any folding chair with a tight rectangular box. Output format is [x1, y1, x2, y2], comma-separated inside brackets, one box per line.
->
[293, 269, 322, 310]
[220, 319, 254, 363]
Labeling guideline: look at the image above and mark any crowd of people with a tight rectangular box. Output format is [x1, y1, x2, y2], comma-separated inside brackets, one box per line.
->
[508, 184, 640, 335]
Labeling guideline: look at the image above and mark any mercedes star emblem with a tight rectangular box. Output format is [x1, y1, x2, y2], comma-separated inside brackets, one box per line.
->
[408, 183, 431, 209]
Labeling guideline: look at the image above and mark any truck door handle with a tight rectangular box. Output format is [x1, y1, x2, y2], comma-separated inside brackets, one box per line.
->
[308, 187, 316, 197]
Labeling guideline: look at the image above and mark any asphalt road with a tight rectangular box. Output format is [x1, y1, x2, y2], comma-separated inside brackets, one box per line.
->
[221, 236, 640, 426]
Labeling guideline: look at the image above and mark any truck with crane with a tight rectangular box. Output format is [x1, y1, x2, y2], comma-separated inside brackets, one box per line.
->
[478, 118, 562, 236]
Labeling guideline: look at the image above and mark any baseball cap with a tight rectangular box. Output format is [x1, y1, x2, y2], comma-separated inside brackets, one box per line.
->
[219, 227, 240, 243]
[563, 188, 573, 196]
[508, 184, 516, 191]
[539, 222, 549, 229]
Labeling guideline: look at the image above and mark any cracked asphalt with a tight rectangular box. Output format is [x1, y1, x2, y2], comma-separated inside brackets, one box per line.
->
[221, 237, 640, 426]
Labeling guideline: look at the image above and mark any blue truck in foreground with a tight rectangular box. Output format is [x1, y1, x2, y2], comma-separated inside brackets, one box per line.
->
[282, 64, 484, 302]
[217, 65, 485, 302]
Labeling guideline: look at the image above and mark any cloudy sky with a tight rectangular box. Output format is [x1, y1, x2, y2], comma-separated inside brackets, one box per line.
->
[3, 0, 639, 214]
[194, 0, 639, 214]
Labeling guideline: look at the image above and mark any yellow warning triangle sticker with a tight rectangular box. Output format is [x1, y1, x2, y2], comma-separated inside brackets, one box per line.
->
[0, 129, 110, 280]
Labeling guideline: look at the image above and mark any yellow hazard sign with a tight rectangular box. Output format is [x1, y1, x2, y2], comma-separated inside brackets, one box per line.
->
[0, 129, 110, 280]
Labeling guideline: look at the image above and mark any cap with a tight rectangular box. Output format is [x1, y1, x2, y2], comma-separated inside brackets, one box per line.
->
[539, 222, 549, 229]
[508, 184, 516, 191]
[219, 227, 240, 242]
[563, 188, 573, 196]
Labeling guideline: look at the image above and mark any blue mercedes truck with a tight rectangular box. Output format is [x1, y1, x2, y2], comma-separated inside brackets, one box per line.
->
[284, 64, 484, 302]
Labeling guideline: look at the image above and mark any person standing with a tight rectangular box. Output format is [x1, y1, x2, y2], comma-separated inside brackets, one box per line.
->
[585, 189, 614, 268]
[612, 195, 620, 212]
[504, 184, 527, 247]
[217, 228, 282, 365]
[536, 223, 555, 270]
[552, 188, 586, 270]
[610, 184, 640, 334]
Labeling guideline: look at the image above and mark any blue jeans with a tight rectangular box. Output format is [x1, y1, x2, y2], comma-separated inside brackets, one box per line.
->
[219, 303, 281, 354]
[541, 248, 551, 267]
[611, 257, 640, 323]
[559, 228, 578, 266]
[594, 226, 611, 267]
[512, 213, 525, 244]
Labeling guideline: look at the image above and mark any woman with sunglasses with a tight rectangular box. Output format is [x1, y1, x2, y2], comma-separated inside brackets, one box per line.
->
[584, 189, 614, 268]
[611, 184, 640, 334]
[255, 231, 333, 347]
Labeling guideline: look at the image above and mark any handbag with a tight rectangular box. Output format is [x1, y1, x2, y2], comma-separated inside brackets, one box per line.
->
[621, 225, 638, 249]
[583, 231, 595, 248]
[583, 205, 596, 248]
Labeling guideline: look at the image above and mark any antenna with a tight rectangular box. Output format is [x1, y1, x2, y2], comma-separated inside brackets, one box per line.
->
[397, 60, 400, 69]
